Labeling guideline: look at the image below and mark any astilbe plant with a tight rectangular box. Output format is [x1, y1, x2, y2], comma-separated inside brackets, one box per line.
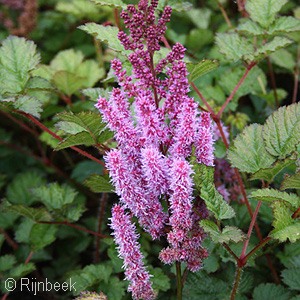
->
[95, 0, 214, 299]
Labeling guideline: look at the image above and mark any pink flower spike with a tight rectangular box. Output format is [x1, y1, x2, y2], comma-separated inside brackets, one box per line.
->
[110, 204, 155, 300]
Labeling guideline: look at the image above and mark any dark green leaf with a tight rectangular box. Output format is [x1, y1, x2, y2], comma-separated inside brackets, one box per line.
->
[5, 205, 52, 222]
[0, 255, 16, 272]
[187, 60, 219, 82]
[30, 224, 57, 250]
[84, 174, 114, 193]
[253, 283, 292, 300]
[281, 268, 300, 291]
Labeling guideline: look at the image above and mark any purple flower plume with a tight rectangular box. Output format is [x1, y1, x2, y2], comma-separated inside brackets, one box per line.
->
[110, 204, 155, 300]
[95, 0, 216, 298]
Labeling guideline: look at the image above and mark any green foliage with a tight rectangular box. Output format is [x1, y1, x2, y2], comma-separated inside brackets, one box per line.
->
[253, 283, 292, 300]
[84, 174, 114, 193]
[193, 163, 235, 220]
[251, 188, 300, 208]
[281, 268, 300, 291]
[263, 103, 300, 159]
[187, 60, 219, 82]
[228, 124, 275, 173]
[200, 220, 245, 244]
[281, 172, 300, 190]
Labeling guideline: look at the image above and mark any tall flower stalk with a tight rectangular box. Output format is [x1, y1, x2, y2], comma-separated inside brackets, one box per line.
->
[95, 0, 214, 299]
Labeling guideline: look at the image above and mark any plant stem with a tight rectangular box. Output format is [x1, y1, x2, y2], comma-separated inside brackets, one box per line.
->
[292, 46, 300, 104]
[0, 228, 19, 250]
[39, 221, 110, 238]
[217, 62, 256, 118]
[230, 266, 242, 300]
[218, 1, 232, 28]
[267, 57, 279, 107]
[244, 236, 271, 262]
[223, 243, 239, 261]
[176, 262, 183, 300]
[240, 201, 262, 263]
[190, 82, 215, 115]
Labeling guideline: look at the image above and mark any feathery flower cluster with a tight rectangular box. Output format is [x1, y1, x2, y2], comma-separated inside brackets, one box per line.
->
[95, 1, 214, 299]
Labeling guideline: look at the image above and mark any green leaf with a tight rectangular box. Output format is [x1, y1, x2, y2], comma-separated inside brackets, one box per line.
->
[53, 71, 84, 96]
[8, 262, 35, 278]
[82, 87, 110, 102]
[186, 8, 211, 29]
[270, 201, 300, 243]
[251, 157, 295, 182]
[55, 132, 95, 150]
[90, 0, 126, 8]
[56, 0, 100, 20]
[14, 95, 43, 118]
[192, 163, 235, 220]
[187, 60, 219, 82]
[32, 183, 78, 210]
[228, 124, 276, 173]
[84, 174, 114, 193]
[29, 223, 57, 250]
[183, 270, 229, 299]
[251, 188, 300, 208]
[0, 36, 40, 94]
[0, 255, 16, 272]
[15, 218, 35, 243]
[76, 60, 105, 88]
[268, 16, 300, 34]
[50, 49, 84, 73]
[281, 172, 300, 190]
[281, 268, 300, 291]
[71, 160, 103, 182]
[100, 276, 126, 300]
[5, 205, 52, 222]
[6, 171, 46, 206]
[263, 103, 300, 159]
[246, 0, 288, 29]
[254, 37, 293, 61]
[270, 49, 295, 71]
[215, 33, 254, 62]
[237, 19, 265, 36]
[200, 220, 245, 244]
[253, 283, 292, 300]
[79, 23, 127, 53]
[149, 267, 171, 292]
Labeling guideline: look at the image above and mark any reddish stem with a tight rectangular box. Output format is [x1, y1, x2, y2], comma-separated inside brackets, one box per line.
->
[39, 221, 110, 238]
[239, 201, 262, 266]
[0, 228, 19, 250]
[292, 47, 300, 104]
[20, 112, 105, 167]
[217, 62, 256, 118]
[25, 251, 34, 264]
[114, 8, 121, 30]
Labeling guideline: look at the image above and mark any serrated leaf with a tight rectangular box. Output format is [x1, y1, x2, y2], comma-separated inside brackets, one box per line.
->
[82, 87, 110, 102]
[79, 23, 126, 53]
[183, 270, 229, 299]
[0, 36, 40, 94]
[100, 276, 126, 300]
[149, 267, 171, 292]
[192, 163, 235, 220]
[30, 224, 57, 250]
[53, 71, 85, 96]
[253, 283, 292, 300]
[9, 262, 35, 278]
[246, 0, 288, 29]
[270, 201, 300, 243]
[6, 171, 46, 206]
[268, 16, 300, 34]
[5, 205, 52, 222]
[14, 95, 43, 118]
[186, 8, 211, 29]
[50, 49, 84, 73]
[71, 160, 103, 182]
[0, 255, 16, 272]
[90, 0, 126, 8]
[55, 132, 95, 150]
[263, 103, 300, 158]
[251, 157, 295, 182]
[187, 60, 219, 82]
[84, 174, 114, 193]
[228, 124, 276, 173]
[281, 268, 300, 291]
[33, 183, 78, 210]
[251, 188, 300, 208]
[215, 33, 254, 62]
[237, 19, 265, 36]
[15, 218, 35, 243]
[200, 220, 245, 244]
[254, 37, 293, 61]
[281, 172, 300, 190]
[76, 60, 105, 88]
